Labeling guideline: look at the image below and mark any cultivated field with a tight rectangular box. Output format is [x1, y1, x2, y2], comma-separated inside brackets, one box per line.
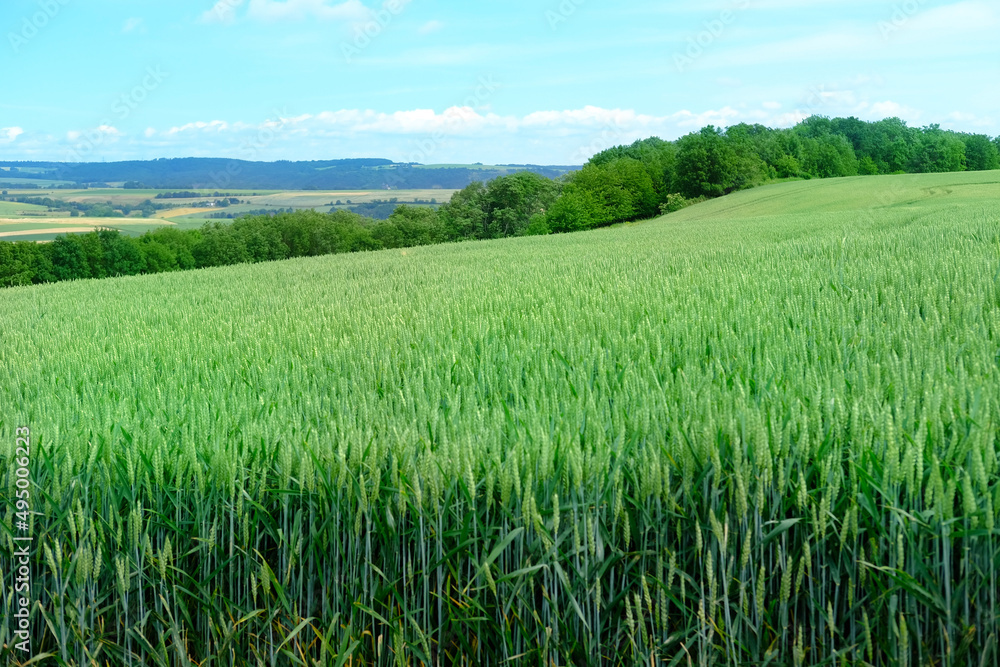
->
[0, 218, 177, 242]
[0, 188, 457, 233]
[1, 172, 999, 665]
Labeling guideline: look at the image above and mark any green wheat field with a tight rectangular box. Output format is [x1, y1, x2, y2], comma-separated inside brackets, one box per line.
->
[2, 171, 1000, 666]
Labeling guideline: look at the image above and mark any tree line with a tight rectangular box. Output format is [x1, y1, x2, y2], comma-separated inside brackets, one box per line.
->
[2, 115, 998, 289]
[0, 209, 448, 287]
[7, 157, 577, 191]
[2, 195, 174, 219]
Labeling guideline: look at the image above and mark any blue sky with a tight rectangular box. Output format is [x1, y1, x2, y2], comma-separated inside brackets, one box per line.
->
[1, 0, 997, 164]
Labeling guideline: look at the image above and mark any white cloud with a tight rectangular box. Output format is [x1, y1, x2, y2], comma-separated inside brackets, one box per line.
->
[868, 100, 920, 120]
[167, 120, 230, 135]
[81, 100, 954, 165]
[146, 105, 817, 148]
[669, 106, 746, 128]
[67, 125, 121, 141]
[945, 111, 994, 128]
[1, 127, 25, 143]
[247, 0, 369, 22]
[771, 111, 810, 128]
[905, 0, 1000, 33]
[122, 17, 145, 33]
[200, 0, 409, 26]
[522, 107, 660, 128]
[200, 0, 246, 24]
[418, 20, 443, 35]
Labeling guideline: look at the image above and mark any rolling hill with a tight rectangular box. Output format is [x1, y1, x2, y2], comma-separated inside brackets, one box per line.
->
[1, 171, 998, 666]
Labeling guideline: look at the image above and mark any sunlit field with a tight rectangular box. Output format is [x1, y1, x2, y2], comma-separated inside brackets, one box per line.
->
[2, 171, 999, 665]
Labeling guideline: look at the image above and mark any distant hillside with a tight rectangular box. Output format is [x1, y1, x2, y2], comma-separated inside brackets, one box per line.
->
[0, 159, 579, 190]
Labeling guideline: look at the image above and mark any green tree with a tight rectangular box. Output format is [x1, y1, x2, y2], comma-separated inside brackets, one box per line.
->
[544, 187, 597, 233]
[193, 224, 251, 267]
[909, 125, 966, 173]
[0, 242, 35, 287]
[568, 162, 641, 225]
[85, 203, 123, 218]
[864, 117, 917, 173]
[79, 231, 107, 279]
[675, 126, 737, 198]
[50, 234, 91, 281]
[799, 134, 859, 178]
[830, 116, 870, 156]
[142, 227, 198, 269]
[478, 171, 560, 239]
[232, 218, 289, 262]
[795, 115, 835, 139]
[590, 137, 678, 199]
[373, 205, 446, 248]
[961, 133, 1000, 171]
[858, 156, 879, 175]
[437, 182, 485, 241]
[140, 240, 179, 273]
[724, 124, 770, 190]
[100, 230, 147, 276]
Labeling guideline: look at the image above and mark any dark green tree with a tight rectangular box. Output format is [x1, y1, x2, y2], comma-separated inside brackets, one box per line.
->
[909, 125, 966, 173]
[140, 240, 179, 273]
[100, 230, 147, 276]
[437, 182, 486, 241]
[0, 242, 35, 287]
[675, 126, 737, 198]
[799, 134, 859, 178]
[864, 117, 917, 173]
[79, 231, 107, 279]
[544, 187, 596, 233]
[961, 133, 1000, 171]
[50, 234, 91, 281]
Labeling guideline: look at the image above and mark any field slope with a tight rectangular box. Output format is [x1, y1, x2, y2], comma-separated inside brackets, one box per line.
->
[1, 172, 999, 666]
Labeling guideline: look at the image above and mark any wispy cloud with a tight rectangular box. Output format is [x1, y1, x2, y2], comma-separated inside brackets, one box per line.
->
[868, 100, 920, 120]
[200, 0, 392, 24]
[246, 0, 370, 22]
[66, 125, 122, 142]
[1, 127, 25, 143]
[140, 103, 800, 150]
[693, 1, 999, 70]
[200, 0, 246, 24]
[166, 120, 231, 135]
[122, 17, 146, 34]
[418, 20, 444, 35]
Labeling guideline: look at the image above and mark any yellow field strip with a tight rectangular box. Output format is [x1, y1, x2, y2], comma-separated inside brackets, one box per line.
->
[153, 207, 218, 219]
[0, 227, 98, 238]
